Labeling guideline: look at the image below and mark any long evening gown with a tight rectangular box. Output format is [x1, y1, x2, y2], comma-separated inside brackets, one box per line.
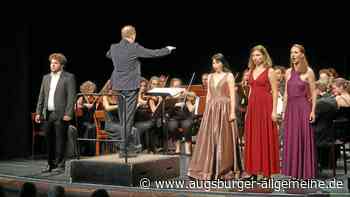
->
[187, 73, 241, 180]
[244, 68, 280, 177]
[283, 68, 315, 179]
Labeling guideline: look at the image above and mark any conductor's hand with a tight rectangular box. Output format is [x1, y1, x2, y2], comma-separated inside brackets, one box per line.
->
[166, 46, 176, 51]
[35, 114, 41, 123]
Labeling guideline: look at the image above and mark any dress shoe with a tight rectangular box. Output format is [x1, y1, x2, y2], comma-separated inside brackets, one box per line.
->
[241, 175, 257, 181]
[52, 166, 65, 173]
[134, 145, 142, 153]
[169, 151, 180, 155]
[155, 147, 164, 153]
[56, 162, 65, 169]
[41, 165, 56, 173]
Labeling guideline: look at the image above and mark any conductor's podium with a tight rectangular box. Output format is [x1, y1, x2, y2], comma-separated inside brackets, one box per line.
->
[70, 154, 179, 186]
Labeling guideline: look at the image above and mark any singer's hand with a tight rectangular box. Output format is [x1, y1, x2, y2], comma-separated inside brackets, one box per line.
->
[271, 112, 278, 122]
[35, 114, 41, 123]
[309, 111, 315, 123]
[63, 115, 72, 122]
[229, 113, 236, 122]
[166, 46, 176, 51]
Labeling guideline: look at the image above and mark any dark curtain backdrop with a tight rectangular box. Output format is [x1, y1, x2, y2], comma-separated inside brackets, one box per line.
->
[3, 10, 349, 159]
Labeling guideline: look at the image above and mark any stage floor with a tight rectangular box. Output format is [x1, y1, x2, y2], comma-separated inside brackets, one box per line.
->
[0, 154, 349, 196]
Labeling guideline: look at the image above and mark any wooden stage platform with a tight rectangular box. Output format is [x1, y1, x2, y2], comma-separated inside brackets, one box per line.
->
[0, 154, 349, 196]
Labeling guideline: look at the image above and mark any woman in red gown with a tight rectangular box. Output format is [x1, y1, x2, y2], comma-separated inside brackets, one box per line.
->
[244, 45, 280, 180]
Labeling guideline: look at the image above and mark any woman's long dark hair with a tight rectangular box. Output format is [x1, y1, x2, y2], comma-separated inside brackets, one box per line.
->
[211, 53, 232, 73]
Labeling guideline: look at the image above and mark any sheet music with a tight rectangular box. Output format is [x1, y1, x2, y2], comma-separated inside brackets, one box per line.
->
[147, 88, 185, 97]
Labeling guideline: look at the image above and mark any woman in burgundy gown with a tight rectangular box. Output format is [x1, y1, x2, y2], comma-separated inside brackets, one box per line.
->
[244, 45, 280, 180]
[187, 53, 241, 180]
[282, 44, 316, 179]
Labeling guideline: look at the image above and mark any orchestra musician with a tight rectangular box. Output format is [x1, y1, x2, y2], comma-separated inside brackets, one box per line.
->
[166, 78, 195, 155]
[236, 69, 250, 141]
[101, 81, 142, 156]
[134, 79, 157, 153]
[159, 74, 169, 87]
[148, 76, 163, 114]
[146, 75, 168, 152]
[201, 73, 209, 90]
[76, 81, 97, 155]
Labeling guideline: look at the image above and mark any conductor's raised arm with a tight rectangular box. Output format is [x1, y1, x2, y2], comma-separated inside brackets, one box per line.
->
[134, 43, 175, 58]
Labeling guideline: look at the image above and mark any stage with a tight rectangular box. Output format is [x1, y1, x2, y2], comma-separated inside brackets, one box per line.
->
[0, 154, 349, 196]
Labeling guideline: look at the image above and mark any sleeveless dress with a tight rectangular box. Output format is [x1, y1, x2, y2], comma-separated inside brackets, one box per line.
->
[282, 68, 315, 179]
[244, 68, 280, 177]
[187, 73, 241, 180]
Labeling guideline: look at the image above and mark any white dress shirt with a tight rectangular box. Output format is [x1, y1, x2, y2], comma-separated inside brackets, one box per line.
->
[48, 71, 62, 111]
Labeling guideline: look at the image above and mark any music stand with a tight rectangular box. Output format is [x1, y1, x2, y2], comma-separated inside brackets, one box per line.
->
[146, 88, 185, 153]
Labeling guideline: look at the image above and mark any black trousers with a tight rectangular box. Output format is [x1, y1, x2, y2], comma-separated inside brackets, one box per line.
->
[79, 122, 96, 156]
[105, 121, 141, 149]
[118, 89, 139, 151]
[135, 119, 155, 150]
[42, 111, 68, 167]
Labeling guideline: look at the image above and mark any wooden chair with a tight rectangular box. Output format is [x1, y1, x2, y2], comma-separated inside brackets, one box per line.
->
[189, 85, 207, 97]
[31, 112, 46, 159]
[93, 110, 109, 155]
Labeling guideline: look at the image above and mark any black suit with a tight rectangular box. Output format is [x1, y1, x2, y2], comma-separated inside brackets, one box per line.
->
[36, 71, 76, 167]
[106, 39, 171, 152]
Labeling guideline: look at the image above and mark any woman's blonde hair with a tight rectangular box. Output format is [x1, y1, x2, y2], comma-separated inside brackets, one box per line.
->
[185, 91, 197, 104]
[149, 76, 160, 89]
[333, 78, 350, 94]
[80, 81, 96, 94]
[290, 44, 309, 74]
[315, 80, 328, 93]
[248, 45, 273, 70]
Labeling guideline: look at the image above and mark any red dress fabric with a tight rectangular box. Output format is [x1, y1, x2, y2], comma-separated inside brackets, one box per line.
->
[244, 68, 280, 177]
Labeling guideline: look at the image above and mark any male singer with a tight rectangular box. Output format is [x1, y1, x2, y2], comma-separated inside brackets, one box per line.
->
[35, 53, 76, 172]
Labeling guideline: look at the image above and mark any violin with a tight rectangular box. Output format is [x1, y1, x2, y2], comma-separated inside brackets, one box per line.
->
[75, 96, 84, 117]
[87, 95, 96, 103]
[83, 95, 98, 106]
[95, 80, 112, 110]
[180, 72, 196, 110]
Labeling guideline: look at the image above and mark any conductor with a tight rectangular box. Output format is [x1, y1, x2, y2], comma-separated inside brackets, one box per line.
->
[106, 25, 175, 157]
